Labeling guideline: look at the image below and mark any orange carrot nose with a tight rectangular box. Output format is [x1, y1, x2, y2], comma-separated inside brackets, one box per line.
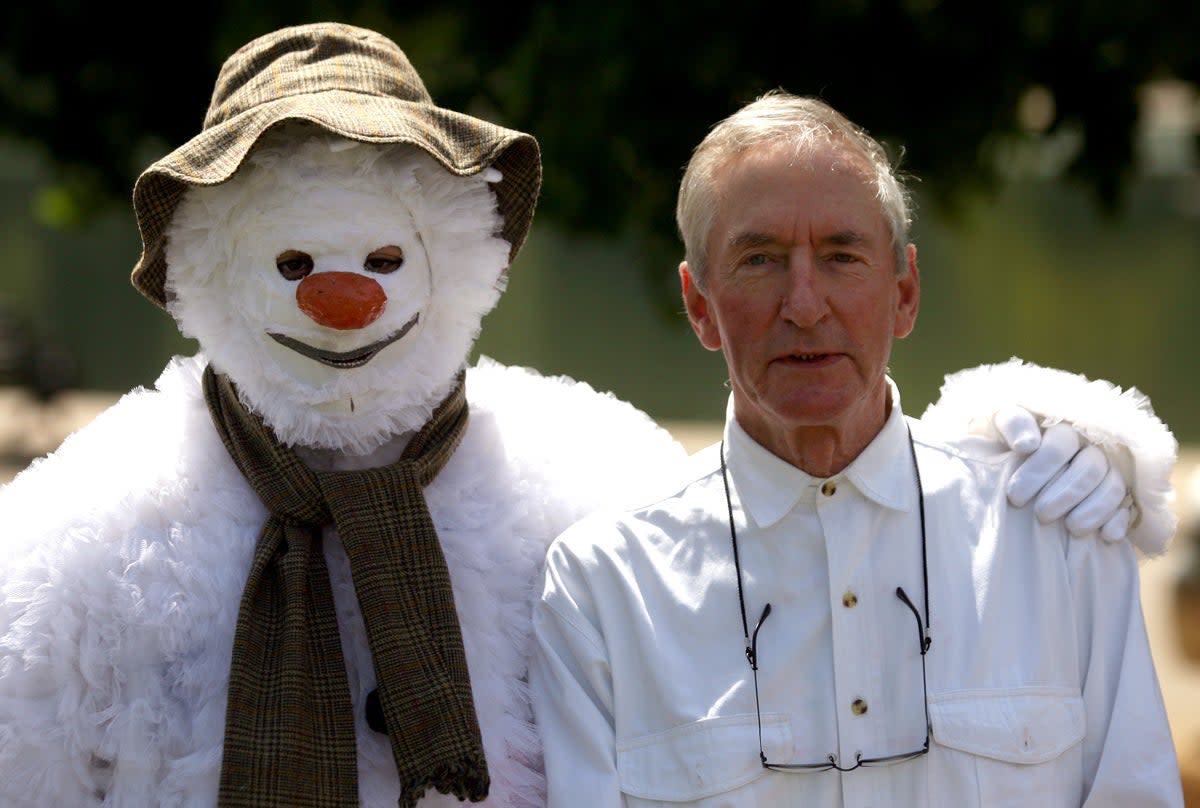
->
[295, 271, 387, 330]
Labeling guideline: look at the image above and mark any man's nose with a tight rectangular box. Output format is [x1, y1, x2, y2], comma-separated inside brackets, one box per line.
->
[779, 254, 830, 327]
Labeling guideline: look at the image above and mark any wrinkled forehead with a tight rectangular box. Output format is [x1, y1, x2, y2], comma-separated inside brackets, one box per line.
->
[704, 139, 891, 253]
[710, 138, 879, 219]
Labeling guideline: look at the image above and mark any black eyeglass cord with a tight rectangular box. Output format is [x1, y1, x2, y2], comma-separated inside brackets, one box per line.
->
[720, 422, 933, 770]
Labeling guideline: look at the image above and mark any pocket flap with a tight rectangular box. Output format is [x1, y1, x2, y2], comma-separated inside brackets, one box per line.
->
[929, 687, 1085, 764]
[616, 713, 790, 801]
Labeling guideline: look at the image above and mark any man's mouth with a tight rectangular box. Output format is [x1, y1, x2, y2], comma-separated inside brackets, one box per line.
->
[267, 313, 419, 369]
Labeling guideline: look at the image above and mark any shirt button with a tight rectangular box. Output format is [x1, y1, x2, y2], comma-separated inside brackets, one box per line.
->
[842, 591, 858, 608]
[821, 481, 837, 496]
[851, 698, 869, 716]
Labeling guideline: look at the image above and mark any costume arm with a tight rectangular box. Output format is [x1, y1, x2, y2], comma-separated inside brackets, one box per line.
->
[1068, 536, 1184, 807]
[0, 549, 108, 806]
[529, 539, 625, 808]
[921, 358, 1178, 557]
[0, 379, 193, 806]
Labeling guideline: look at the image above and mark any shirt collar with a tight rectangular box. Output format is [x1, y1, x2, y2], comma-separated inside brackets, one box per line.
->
[723, 377, 917, 529]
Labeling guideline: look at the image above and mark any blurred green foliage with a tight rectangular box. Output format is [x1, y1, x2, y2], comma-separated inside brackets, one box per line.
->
[3, 1, 1198, 259]
[0, 2, 1197, 442]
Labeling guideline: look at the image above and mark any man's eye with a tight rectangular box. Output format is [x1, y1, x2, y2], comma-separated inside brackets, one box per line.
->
[745, 254, 769, 266]
[365, 246, 404, 274]
[276, 250, 314, 280]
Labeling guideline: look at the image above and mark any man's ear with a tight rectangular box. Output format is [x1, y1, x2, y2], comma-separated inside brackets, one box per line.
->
[681, 262, 721, 351]
[893, 243, 921, 340]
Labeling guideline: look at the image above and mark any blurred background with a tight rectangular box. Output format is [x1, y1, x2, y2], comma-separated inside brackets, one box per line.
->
[0, 1, 1198, 801]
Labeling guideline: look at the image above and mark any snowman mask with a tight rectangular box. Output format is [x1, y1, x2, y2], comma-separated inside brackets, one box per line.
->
[165, 127, 511, 454]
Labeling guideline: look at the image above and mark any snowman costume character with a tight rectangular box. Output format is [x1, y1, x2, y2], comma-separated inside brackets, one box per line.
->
[0, 22, 1173, 808]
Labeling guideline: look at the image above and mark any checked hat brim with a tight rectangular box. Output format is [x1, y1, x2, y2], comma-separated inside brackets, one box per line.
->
[130, 22, 541, 310]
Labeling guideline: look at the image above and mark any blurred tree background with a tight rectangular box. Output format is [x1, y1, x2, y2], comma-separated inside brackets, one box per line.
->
[0, 0, 1197, 441]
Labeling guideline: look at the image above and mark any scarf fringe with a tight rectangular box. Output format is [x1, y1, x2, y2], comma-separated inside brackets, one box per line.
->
[399, 751, 491, 807]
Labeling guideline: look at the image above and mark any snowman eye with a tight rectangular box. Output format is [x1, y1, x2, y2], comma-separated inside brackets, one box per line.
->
[364, 246, 404, 274]
[276, 250, 314, 281]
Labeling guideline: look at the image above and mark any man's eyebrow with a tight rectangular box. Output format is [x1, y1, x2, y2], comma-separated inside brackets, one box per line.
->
[727, 231, 776, 250]
[824, 229, 872, 246]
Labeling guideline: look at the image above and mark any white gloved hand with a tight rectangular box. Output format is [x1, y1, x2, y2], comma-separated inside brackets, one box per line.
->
[995, 405, 1135, 542]
[923, 360, 1176, 557]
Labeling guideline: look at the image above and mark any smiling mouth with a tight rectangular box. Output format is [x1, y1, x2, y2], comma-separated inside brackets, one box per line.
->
[267, 313, 420, 369]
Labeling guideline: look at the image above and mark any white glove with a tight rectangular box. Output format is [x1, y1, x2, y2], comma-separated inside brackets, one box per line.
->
[922, 360, 1177, 557]
[995, 405, 1136, 542]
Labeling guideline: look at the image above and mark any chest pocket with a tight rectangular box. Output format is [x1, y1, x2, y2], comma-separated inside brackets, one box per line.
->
[616, 713, 790, 804]
[928, 687, 1086, 808]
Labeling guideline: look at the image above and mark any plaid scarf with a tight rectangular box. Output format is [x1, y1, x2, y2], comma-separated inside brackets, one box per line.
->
[203, 365, 488, 808]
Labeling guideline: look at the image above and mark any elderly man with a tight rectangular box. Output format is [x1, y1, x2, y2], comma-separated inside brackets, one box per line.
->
[529, 91, 1183, 807]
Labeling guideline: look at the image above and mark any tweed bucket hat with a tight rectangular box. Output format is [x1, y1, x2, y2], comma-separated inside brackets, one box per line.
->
[130, 21, 542, 310]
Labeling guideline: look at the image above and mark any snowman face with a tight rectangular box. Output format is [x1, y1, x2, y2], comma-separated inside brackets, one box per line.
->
[164, 131, 510, 453]
[245, 183, 433, 387]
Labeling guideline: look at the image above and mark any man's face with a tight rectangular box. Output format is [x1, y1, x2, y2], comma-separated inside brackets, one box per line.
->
[681, 139, 920, 461]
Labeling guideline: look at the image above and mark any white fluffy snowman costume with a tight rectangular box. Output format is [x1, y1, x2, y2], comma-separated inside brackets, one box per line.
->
[0, 121, 695, 806]
[0, 22, 1177, 808]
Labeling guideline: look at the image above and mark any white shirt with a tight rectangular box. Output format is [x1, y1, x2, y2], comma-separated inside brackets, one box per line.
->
[530, 382, 1182, 808]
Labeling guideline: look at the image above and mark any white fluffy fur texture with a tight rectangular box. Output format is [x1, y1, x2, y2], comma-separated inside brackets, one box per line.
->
[0, 125, 697, 806]
[165, 126, 511, 454]
[0, 352, 687, 807]
[921, 357, 1179, 557]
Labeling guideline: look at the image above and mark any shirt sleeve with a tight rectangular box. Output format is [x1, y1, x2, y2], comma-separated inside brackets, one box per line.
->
[529, 533, 626, 808]
[1068, 535, 1185, 807]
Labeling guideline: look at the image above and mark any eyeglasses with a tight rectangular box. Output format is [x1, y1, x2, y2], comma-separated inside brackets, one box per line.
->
[719, 425, 933, 773]
[745, 589, 930, 772]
